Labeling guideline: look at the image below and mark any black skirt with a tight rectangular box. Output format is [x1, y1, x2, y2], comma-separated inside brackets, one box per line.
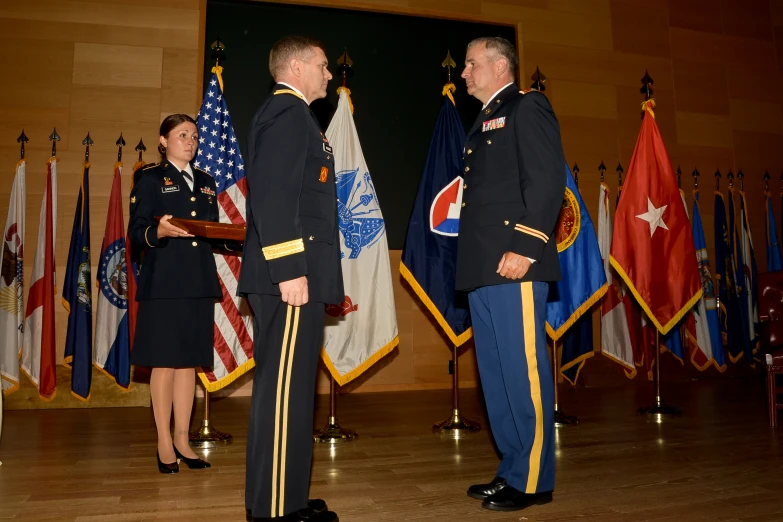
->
[131, 297, 215, 368]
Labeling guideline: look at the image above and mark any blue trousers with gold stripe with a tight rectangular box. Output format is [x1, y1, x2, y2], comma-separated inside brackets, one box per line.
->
[245, 294, 325, 518]
[468, 281, 555, 493]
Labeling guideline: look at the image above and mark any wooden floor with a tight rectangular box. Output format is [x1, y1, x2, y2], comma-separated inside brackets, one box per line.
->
[1, 378, 783, 521]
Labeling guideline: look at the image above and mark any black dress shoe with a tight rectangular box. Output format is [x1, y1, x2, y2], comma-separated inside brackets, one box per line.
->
[173, 445, 211, 469]
[156, 451, 179, 474]
[482, 485, 552, 511]
[467, 476, 507, 500]
[308, 499, 327, 514]
[252, 507, 338, 521]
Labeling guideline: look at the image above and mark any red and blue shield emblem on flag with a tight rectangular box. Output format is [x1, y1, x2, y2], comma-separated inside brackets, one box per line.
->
[429, 175, 464, 237]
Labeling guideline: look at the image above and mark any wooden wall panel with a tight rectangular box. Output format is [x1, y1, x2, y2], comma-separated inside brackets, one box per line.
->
[481, 3, 613, 50]
[72, 43, 163, 89]
[720, 0, 774, 41]
[549, 81, 617, 120]
[669, 0, 723, 34]
[675, 112, 734, 149]
[4, 0, 783, 407]
[161, 49, 200, 116]
[729, 99, 783, 135]
[610, 0, 671, 58]
[672, 60, 730, 115]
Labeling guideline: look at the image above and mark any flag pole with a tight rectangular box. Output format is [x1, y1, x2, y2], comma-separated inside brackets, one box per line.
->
[432, 50, 480, 435]
[314, 48, 358, 444]
[553, 162, 581, 426]
[189, 383, 233, 448]
[552, 338, 578, 425]
[715, 170, 722, 316]
[434, 343, 481, 434]
[314, 376, 357, 443]
[189, 36, 235, 449]
[634, 71, 679, 419]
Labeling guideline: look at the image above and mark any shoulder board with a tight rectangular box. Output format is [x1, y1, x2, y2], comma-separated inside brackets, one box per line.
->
[141, 162, 160, 171]
[273, 89, 304, 100]
[520, 88, 535, 95]
[193, 166, 207, 176]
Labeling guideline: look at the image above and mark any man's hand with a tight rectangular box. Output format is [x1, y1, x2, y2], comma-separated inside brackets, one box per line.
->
[279, 276, 309, 307]
[497, 252, 532, 280]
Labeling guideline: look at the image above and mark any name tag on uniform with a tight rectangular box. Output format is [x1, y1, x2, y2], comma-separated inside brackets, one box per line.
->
[482, 117, 506, 132]
[162, 185, 180, 193]
[323, 143, 333, 154]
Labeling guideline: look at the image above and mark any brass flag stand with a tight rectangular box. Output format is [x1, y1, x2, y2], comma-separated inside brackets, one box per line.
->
[314, 376, 357, 443]
[190, 385, 233, 448]
[433, 343, 481, 434]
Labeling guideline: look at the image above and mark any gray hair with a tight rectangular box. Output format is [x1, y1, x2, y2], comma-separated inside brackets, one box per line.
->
[466, 36, 518, 78]
[269, 35, 325, 80]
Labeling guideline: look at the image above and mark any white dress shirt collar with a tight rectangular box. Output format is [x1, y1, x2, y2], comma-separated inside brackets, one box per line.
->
[482, 82, 515, 110]
[277, 82, 309, 105]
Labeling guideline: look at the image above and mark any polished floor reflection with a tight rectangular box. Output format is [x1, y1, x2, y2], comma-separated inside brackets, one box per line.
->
[1, 378, 781, 521]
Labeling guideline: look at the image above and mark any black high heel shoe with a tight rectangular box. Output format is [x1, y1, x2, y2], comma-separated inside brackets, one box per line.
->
[173, 445, 211, 469]
[157, 451, 179, 474]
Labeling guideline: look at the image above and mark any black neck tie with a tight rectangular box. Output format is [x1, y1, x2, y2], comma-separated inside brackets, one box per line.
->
[182, 170, 193, 183]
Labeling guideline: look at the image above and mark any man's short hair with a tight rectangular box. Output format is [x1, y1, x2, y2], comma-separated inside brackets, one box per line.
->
[466, 36, 518, 78]
[269, 35, 325, 80]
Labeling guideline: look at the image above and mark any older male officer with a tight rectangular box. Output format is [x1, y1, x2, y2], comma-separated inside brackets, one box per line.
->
[239, 35, 343, 522]
[456, 36, 566, 512]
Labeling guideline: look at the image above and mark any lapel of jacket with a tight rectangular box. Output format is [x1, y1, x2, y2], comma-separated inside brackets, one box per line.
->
[467, 84, 519, 138]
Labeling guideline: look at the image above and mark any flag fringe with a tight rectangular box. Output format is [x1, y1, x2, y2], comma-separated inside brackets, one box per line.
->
[600, 351, 638, 378]
[546, 283, 608, 341]
[321, 336, 399, 387]
[609, 256, 703, 335]
[93, 363, 132, 392]
[684, 330, 727, 372]
[399, 261, 473, 346]
[559, 351, 594, 385]
[21, 366, 57, 401]
[197, 357, 256, 393]
[1, 375, 20, 396]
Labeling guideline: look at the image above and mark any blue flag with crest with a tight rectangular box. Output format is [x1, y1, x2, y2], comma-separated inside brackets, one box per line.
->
[62, 162, 92, 400]
[546, 164, 607, 382]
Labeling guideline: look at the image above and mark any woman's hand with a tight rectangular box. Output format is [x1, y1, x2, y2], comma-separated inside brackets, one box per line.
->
[157, 215, 194, 239]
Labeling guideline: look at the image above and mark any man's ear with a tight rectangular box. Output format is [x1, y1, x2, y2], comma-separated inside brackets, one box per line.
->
[289, 57, 301, 77]
[495, 57, 508, 77]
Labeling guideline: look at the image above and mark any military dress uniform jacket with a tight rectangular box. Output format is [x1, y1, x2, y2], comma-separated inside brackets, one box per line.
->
[128, 161, 222, 300]
[455, 86, 567, 292]
[237, 84, 344, 304]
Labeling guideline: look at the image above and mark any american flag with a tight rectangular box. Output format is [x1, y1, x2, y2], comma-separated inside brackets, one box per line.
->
[195, 68, 254, 391]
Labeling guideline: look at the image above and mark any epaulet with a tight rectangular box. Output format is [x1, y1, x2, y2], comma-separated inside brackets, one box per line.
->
[273, 89, 304, 101]
[141, 162, 159, 171]
[193, 165, 207, 176]
[520, 88, 534, 95]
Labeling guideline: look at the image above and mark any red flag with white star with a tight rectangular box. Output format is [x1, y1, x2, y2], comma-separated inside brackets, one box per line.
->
[610, 101, 701, 334]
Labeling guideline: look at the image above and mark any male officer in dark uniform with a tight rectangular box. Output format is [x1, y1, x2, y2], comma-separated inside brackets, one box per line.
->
[456, 36, 566, 512]
[238, 36, 343, 522]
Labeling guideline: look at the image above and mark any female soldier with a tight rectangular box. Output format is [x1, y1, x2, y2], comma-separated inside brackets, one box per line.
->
[129, 114, 219, 473]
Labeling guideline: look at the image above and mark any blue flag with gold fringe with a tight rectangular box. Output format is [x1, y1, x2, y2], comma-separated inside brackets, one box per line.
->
[767, 193, 782, 272]
[62, 161, 92, 400]
[401, 90, 471, 346]
[546, 164, 607, 381]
